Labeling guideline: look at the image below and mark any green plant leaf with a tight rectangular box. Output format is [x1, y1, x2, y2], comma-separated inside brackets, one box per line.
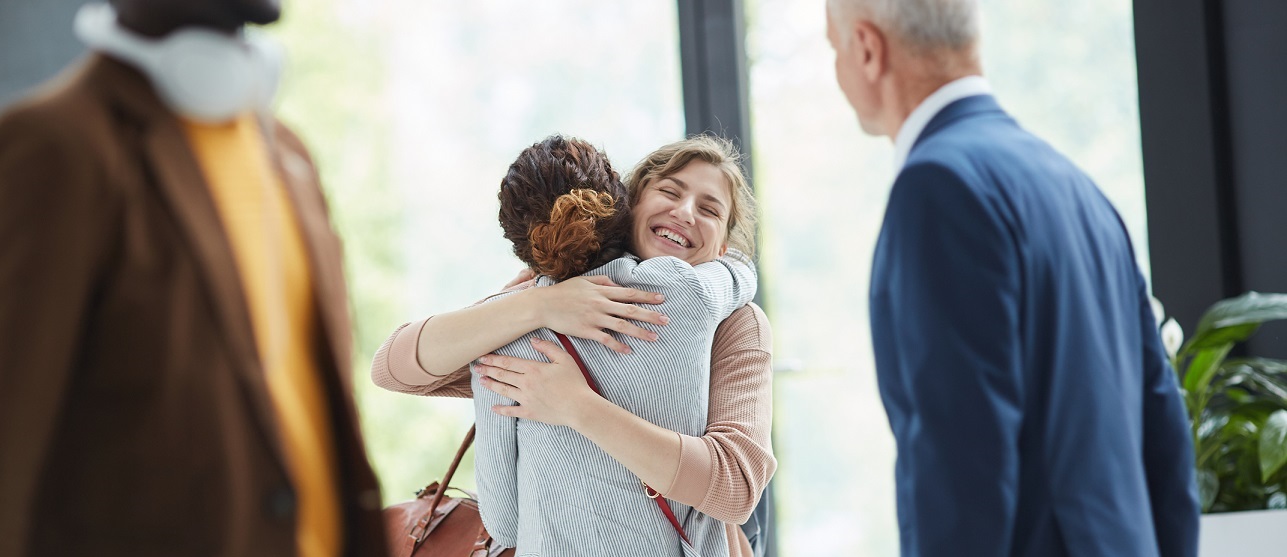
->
[1227, 358, 1287, 376]
[1198, 469, 1219, 512]
[1184, 324, 1260, 353]
[1184, 344, 1235, 398]
[1215, 359, 1287, 407]
[1262, 411, 1287, 483]
[1187, 292, 1287, 352]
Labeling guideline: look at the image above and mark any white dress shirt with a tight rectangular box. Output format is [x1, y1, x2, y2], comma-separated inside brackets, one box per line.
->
[892, 75, 992, 169]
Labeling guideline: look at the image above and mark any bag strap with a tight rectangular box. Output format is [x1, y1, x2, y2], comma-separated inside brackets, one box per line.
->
[553, 333, 692, 546]
[429, 424, 476, 512]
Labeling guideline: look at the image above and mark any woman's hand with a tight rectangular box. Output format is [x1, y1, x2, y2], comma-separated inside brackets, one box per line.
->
[476, 337, 685, 493]
[476, 338, 600, 428]
[502, 268, 538, 289]
[532, 275, 669, 355]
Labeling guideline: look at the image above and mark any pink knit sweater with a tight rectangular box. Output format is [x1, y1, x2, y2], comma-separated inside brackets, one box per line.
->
[371, 303, 776, 556]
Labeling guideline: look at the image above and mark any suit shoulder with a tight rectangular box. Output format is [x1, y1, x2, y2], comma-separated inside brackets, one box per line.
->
[0, 108, 115, 202]
[0, 62, 130, 171]
[2, 88, 104, 147]
[913, 115, 1061, 172]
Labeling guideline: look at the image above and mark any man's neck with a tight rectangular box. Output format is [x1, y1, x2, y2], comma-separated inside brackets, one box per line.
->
[883, 49, 983, 139]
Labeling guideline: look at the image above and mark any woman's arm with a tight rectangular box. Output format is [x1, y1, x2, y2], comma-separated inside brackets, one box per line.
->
[371, 275, 669, 389]
[370, 319, 474, 397]
[685, 249, 757, 321]
[667, 304, 776, 523]
[477, 304, 777, 523]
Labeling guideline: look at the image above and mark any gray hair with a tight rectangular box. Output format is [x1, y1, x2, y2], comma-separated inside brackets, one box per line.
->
[828, 0, 979, 52]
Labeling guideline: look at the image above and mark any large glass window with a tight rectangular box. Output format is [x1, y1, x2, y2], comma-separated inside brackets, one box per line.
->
[270, 0, 685, 499]
[747, 0, 1148, 554]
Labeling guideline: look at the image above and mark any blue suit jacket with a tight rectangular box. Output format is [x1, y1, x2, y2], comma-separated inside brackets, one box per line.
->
[869, 95, 1200, 557]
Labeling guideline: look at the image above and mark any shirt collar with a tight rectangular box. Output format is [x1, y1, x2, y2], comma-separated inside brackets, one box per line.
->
[892, 75, 992, 169]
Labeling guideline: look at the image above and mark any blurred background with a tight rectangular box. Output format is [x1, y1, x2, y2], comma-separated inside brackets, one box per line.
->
[260, 2, 1147, 555]
[6, 0, 1286, 555]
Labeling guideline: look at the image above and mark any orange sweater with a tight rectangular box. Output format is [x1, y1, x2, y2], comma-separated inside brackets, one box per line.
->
[185, 115, 341, 557]
[371, 303, 776, 556]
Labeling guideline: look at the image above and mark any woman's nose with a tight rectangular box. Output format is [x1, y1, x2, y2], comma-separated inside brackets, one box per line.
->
[670, 198, 696, 224]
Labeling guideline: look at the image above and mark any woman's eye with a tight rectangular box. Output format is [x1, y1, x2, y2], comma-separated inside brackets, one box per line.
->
[702, 208, 720, 217]
[661, 188, 679, 198]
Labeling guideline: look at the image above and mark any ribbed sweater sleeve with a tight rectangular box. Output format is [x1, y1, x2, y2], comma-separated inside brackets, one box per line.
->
[370, 317, 472, 399]
[665, 303, 776, 525]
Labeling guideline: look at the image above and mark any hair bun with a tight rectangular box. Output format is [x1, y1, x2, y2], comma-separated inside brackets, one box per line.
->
[528, 189, 618, 281]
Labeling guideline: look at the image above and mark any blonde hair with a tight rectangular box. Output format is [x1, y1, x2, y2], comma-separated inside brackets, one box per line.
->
[624, 135, 757, 258]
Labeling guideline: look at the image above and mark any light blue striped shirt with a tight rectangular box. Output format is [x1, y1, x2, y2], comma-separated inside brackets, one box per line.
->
[473, 251, 757, 557]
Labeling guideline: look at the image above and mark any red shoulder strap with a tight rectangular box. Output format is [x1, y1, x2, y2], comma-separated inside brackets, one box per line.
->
[552, 333, 692, 546]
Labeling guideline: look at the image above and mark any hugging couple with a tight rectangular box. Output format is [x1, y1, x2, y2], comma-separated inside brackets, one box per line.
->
[372, 134, 774, 557]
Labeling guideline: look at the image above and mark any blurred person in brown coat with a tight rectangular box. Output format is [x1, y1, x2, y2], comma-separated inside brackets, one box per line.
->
[0, 1, 387, 555]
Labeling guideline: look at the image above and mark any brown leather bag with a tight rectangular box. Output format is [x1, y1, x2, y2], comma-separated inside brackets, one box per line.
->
[383, 426, 515, 557]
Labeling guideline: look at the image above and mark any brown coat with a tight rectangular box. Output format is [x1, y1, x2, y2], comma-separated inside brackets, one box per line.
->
[0, 55, 387, 557]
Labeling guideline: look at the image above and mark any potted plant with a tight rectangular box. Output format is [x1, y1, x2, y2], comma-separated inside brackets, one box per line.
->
[1156, 292, 1287, 555]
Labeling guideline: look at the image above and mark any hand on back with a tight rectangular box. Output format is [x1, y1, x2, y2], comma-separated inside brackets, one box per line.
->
[531, 275, 668, 355]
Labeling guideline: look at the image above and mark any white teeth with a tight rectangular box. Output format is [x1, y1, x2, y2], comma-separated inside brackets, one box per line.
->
[653, 227, 690, 247]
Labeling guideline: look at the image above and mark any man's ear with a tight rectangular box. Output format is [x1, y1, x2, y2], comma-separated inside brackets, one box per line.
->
[855, 20, 887, 82]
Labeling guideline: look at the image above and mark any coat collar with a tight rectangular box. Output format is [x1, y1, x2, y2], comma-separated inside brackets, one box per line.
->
[909, 94, 1009, 157]
[892, 76, 992, 169]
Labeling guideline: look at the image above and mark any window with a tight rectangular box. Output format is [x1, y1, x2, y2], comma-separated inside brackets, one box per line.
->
[271, 0, 685, 499]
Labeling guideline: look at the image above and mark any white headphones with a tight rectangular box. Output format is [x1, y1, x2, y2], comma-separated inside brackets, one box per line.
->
[74, 3, 283, 123]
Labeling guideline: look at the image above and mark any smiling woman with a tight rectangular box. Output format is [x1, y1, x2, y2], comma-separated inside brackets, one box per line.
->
[628, 135, 759, 263]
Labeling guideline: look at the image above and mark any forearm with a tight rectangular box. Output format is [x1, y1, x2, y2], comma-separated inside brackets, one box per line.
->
[572, 306, 776, 523]
[670, 305, 776, 523]
[568, 395, 684, 495]
[372, 320, 474, 396]
[410, 289, 544, 380]
[672, 355, 776, 523]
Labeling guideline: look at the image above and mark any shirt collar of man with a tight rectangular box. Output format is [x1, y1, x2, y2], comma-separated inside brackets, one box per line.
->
[892, 75, 993, 169]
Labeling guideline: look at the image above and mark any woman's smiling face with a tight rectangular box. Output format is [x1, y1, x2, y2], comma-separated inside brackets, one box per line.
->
[631, 160, 731, 266]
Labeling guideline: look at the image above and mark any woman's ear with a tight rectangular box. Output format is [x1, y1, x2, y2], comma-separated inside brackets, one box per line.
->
[719, 244, 728, 257]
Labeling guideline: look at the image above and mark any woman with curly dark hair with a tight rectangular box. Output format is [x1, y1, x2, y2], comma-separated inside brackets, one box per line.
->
[374, 135, 774, 557]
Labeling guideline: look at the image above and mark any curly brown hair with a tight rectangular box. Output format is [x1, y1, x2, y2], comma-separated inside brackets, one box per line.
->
[498, 136, 631, 281]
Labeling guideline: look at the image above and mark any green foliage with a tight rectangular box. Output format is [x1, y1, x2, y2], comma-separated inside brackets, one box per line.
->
[268, 0, 482, 504]
[1173, 293, 1287, 512]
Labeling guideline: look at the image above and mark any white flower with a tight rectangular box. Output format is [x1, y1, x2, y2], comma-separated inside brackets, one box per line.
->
[1161, 318, 1184, 360]
[1150, 296, 1165, 328]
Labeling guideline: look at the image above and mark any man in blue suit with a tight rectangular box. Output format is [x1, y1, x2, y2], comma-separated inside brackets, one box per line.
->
[825, 0, 1200, 555]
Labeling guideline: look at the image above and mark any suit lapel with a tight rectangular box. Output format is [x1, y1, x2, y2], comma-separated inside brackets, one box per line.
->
[94, 55, 290, 467]
[263, 120, 380, 519]
[263, 121, 353, 394]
